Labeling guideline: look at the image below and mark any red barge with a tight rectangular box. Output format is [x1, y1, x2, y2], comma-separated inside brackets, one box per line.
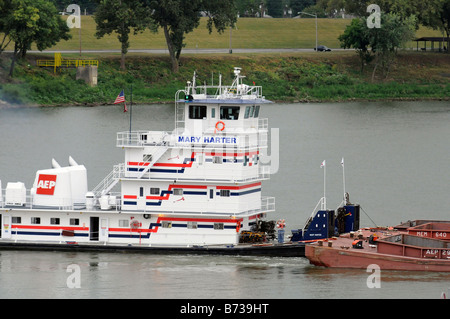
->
[305, 221, 450, 272]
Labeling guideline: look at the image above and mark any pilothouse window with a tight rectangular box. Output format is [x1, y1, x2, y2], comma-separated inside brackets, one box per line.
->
[254, 105, 260, 117]
[244, 106, 255, 118]
[189, 105, 207, 119]
[244, 105, 259, 118]
[220, 106, 240, 120]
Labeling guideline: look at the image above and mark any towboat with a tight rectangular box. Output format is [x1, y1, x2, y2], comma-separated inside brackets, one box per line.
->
[0, 68, 310, 256]
[305, 221, 450, 271]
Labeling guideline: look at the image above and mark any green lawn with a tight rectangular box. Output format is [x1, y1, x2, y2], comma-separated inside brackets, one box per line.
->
[6, 16, 442, 52]
[1, 16, 448, 106]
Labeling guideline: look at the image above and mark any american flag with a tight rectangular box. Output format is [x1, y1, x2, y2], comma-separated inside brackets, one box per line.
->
[114, 90, 127, 112]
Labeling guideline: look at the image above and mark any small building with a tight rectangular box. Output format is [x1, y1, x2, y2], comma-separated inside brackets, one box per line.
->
[414, 37, 449, 52]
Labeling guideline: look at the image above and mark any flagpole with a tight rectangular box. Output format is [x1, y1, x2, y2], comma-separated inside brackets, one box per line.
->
[341, 157, 346, 202]
[129, 85, 133, 137]
[321, 160, 326, 210]
[324, 161, 326, 210]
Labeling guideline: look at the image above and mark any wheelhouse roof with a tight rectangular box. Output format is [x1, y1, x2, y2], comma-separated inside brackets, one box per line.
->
[177, 99, 273, 104]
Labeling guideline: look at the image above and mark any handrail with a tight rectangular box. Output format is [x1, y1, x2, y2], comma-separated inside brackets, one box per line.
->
[303, 197, 325, 232]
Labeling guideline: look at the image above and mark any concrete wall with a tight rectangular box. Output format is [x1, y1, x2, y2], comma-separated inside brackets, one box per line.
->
[76, 65, 98, 86]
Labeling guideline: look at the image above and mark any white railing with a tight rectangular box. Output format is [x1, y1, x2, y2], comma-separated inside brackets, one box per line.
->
[92, 163, 125, 196]
[136, 196, 275, 217]
[261, 196, 276, 213]
[258, 165, 271, 180]
[258, 118, 268, 130]
[303, 197, 326, 231]
[117, 131, 171, 147]
[0, 188, 122, 211]
[117, 129, 268, 149]
[183, 85, 264, 101]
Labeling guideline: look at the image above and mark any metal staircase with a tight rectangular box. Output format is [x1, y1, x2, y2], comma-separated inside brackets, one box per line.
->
[136, 145, 168, 179]
[91, 145, 168, 197]
[92, 163, 125, 197]
[175, 90, 186, 132]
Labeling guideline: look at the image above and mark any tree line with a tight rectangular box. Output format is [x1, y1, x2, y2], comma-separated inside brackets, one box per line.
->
[1, 0, 449, 77]
[0, 0, 237, 75]
[338, 0, 449, 80]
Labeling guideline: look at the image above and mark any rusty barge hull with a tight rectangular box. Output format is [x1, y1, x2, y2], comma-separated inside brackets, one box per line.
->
[305, 224, 450, 272]
[305, 244, 450, 272]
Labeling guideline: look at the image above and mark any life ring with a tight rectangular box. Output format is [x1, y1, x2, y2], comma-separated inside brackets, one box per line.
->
[215, 121, 225, 132]
[130, 219, 141, 229]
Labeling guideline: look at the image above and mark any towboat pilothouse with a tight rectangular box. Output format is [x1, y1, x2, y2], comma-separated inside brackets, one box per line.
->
[0, 68, 304, 256]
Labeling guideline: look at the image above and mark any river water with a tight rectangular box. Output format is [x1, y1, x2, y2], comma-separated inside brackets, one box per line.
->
[0, 101, 449, 299]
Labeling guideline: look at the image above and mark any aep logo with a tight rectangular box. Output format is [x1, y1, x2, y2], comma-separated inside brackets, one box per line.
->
[36, 174, 57, 195]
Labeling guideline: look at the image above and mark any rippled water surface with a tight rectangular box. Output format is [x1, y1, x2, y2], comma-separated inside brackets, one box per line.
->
[0, 101, 449, 298]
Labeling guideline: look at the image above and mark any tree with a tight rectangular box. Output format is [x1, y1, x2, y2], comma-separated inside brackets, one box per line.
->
[339, 12, 416, 80]
[290, 0, 315, 15]
[417, 0, 450, 52]
[5, 0, 71, 77]
[146, 0, 237, 73]
[235, 0, 261, 17]
[302, 4, 327, 18]
[94, 0, 154, 70]
[0, 0, 14, 54]
[338, 17, 373, 72]
[338, 0, 372, 17]
[267, 0, 283, 17]
[49, 0, 98, 14]
[368, 13, 416, 80]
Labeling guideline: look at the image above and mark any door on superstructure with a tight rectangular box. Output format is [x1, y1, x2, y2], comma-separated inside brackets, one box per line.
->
[206, 186, 215, 213]
[90, 217, 99, 241]
[137, 187, 145, 210]
[99, 218, 109, 242]
[1, 214, 11, 239]
[196, 153, 205, 178]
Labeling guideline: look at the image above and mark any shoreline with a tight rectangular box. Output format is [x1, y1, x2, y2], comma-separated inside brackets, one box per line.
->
[1, 52, 449, 106]
[2, 95, 450, 108]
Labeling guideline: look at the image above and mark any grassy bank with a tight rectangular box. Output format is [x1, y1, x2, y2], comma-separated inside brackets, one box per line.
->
[1, 16, 448, 106]
[1, 50, 449, 106]
[1, 17, 444, 52]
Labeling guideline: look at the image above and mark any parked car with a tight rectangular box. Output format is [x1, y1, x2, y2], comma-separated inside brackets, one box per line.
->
[314, 45, 331, 52]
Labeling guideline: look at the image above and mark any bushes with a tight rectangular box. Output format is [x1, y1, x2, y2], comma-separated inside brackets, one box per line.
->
[1, 53, 449, 106]
[0, 84, 31, 104]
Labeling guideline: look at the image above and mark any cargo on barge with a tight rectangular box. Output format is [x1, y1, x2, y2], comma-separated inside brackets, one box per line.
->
[305, 222, 450, 271]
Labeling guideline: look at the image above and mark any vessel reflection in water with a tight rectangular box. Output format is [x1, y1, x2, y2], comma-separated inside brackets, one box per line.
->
[0, 68, 306, 256]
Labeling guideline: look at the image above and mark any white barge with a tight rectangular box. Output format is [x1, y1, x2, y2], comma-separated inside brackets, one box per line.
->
[0, 68, 304, 256]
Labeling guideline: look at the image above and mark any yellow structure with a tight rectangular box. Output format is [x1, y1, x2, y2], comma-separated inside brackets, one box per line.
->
[37, 53, 99, 73]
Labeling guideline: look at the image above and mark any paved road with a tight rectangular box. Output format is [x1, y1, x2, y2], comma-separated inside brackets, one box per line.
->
[26, 48, 347, 54]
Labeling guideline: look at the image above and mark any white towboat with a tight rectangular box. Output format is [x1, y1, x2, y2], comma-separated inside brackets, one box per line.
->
[0, 68, 304, 256]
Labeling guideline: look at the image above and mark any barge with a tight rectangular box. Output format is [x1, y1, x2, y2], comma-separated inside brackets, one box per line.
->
[305, 221, 450, 271]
